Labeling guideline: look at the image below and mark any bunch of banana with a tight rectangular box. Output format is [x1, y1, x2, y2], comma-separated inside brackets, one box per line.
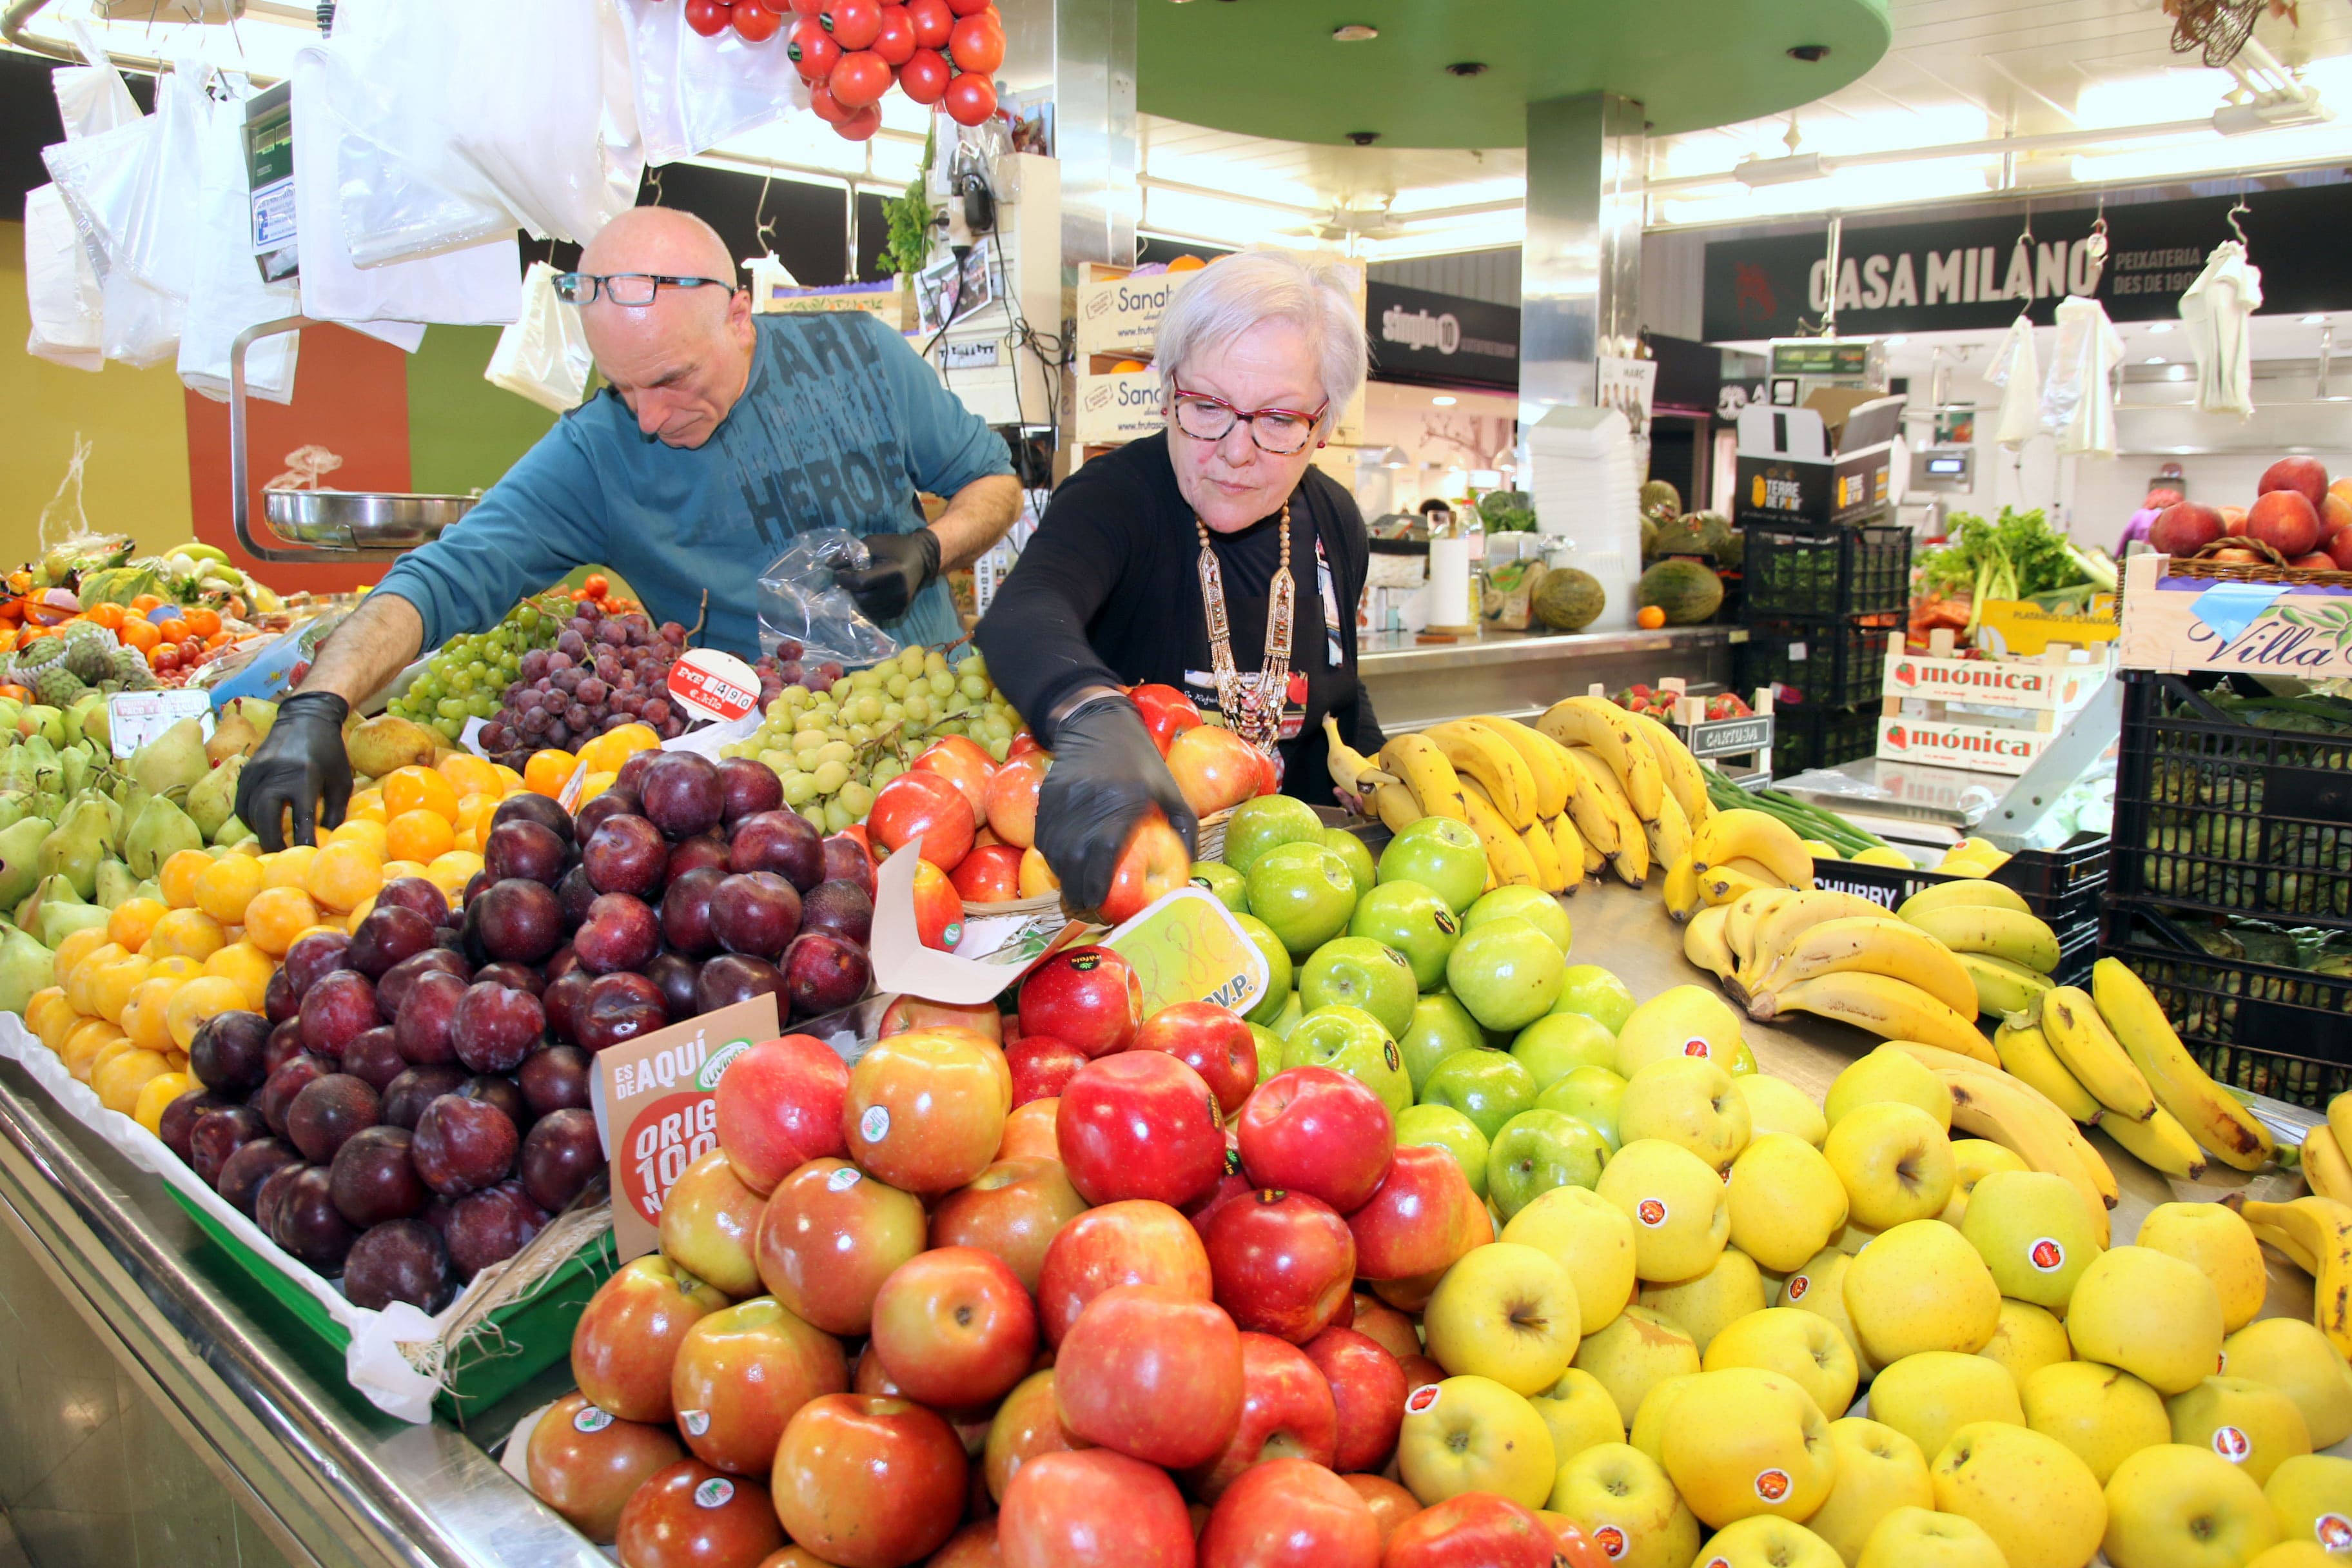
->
[2091, 957, 2277, 1174]
[1681, 807, 1817, 911]
[1362, 724, 1586, 897]
[2302, 1094, 2352, 1204]
[2226, 1193, 2352, 1357]
[1884, 1041, 2120, 1248]
[1896, 881, 2062, 1019]
[1322, 716, 1398, 816]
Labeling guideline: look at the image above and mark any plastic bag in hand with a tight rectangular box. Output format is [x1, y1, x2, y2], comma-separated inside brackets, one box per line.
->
[757, 529, 901, 669]
[179, 82, 300, 405]
[485, 263, 593, 413]
[622, 0, 807, 168]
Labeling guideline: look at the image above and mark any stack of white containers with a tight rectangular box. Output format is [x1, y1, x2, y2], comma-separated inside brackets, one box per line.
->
[1527, 405, 1642, 631]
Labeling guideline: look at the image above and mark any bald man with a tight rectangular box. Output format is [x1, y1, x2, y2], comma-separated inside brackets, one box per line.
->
[237, 207, 1021, 848]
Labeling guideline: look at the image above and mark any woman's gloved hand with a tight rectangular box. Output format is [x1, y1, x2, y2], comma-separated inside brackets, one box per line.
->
[836, 528, 941, 622]
[1034, 697, 1199, 916]
[233, 691, 352, 851]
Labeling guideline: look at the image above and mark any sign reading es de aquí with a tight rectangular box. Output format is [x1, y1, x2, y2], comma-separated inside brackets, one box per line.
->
[1703, 183, 2351, 342]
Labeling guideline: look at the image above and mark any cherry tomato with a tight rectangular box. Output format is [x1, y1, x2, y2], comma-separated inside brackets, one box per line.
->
[730, 0, 781, 39]
[788, 18, 841, 77]
[834, 103, 883, 141]
[153, 647, 179, 672]
[905, 0, 951, 49]
[583, 573, 610, 599]
[757, 0, 792, 11]
[897, 46, 950, 103]
[828, 48, 891, 106]
[806, 81, 854, 123]
[871, 3, 916, 65]
[948, 12, 1001, 72]
[821, 0, 881, 49]
[790, 0, 823, 13]
[683, 0, 732, 35]
[943, 70, 995, 124]
[944, 0, 990, 15]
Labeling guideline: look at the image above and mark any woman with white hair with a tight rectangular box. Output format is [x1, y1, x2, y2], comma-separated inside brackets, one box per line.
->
[976, 250, 1382, 912]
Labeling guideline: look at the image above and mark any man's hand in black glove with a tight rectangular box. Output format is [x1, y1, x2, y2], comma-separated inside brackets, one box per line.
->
[234, 691, 353, 851]
[1034, 696, 1199, 918]
[836, 528, 941, 623]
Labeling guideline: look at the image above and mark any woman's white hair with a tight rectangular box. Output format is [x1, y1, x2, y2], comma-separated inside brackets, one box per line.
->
[1153, 251, 1368, 429]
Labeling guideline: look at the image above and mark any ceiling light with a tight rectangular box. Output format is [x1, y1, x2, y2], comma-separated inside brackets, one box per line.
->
[2213, 92, 2332, 134]
[2146, 323, 2175, 334]
[1883, 337, 1908, 347]
[1333, 24, 1378, 41]
[1733, 152, 1829, 187]
[1431, 395, 1458, 406]
[2303, 314, 2328, 324]
[2145, 356, 2168, 364]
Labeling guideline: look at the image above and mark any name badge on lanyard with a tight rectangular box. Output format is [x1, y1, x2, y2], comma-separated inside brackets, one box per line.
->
[1316, 538, 1343, 669]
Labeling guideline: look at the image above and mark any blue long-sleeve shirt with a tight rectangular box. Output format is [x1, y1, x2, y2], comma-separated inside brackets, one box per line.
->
[376, 311, 1014, 658]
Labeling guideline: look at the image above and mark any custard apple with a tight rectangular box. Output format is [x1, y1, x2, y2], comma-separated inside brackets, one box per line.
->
[111, 645, 159, 691]
[8, 638, 68, 687]
[33, 663, 87, 706]
[63, 631, 115, 684]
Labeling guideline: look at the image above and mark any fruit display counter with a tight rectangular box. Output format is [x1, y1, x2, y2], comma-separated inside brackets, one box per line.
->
[1357, 624, 1736, 733]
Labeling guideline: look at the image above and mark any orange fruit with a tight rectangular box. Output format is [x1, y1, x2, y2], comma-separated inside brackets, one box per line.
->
[145, 907, 228, 963]
[306, 838, 385, 912]
[383, 765, 460, 823]
[61, 1018, 126, 1081]
[195, 854, 268, 926]
[244, 885, 322, 956]
[203, 943, 276, 1011]
[133, 1071, 194, 1135]
[159, 848, 215, 910]
[1636, 605, 1667, 630]
[344, 894, 379, 932]
[492, 764, 527, 796]
[1166, 255, 1207, 271]
[107, 896, 168, 953]
[330, 818, 389, 857]
[342, 791, 390, 827]
[386, 808, 456, 863]
[164, 975, 248, 1051]
[52, 926, 112, 989]
[438, 753, 502, 799]
[425, 852, 484, 900]
[452, 790, 501, 839]
[524, 750, 578, 798]
[23, 987, 73, 1048]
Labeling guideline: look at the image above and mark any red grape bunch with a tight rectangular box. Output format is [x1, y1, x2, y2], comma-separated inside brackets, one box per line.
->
[478, 601, 692, 765]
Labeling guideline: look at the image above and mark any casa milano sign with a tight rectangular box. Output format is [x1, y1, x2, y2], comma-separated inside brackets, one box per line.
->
[1702, 182, 2351, 341]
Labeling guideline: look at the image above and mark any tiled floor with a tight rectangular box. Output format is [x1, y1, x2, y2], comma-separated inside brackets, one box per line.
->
[0, 1219, 295, 1568]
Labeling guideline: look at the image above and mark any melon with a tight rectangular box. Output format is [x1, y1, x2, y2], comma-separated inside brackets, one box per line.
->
[1640, 479, 1683, 520]
[1635, 558, 1724, 624]
[1532, 568, 1605, 632]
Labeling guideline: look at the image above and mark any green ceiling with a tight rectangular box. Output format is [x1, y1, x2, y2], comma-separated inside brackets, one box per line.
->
[1135, 0, 1892, 148]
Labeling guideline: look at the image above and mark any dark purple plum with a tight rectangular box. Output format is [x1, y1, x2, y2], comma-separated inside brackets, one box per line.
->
[159, 1090, 235, 1164]
[574, 892, 662, 975]
[349, 904, 437, 979]
[329, 1125, 427, 1228]
[694, 954, 785, 1018]
[191, 1109, 268, 1186]
[445, 1182, 547, 1280]
[484, 819, 568, 887]
[270, 1166, 357, 1271]
[710, 872, 801, 961]
[781, 932, 870, 1020]
[799, 879, 873, 947]
[217, 1137, 300, 1215]
[576, 972, 669, 1052]
[614, 751, 658, 797]
[520, 1108, 603, 1213]
[716, 758, 783, 825]
[259, 1054, 335, 1138]
[582, 815, 667, 899]
[639, 753, 724, 840]
[190, 1010, 273, 1093]
[287, 1073, 381, 1164]
[730, 810, 824, 892]
[544, 945, 582, 983]
[299, 970, 378, 1059]
[375, 876, 451, 926]
[471, 961, 545, 998]
[451, 983, 545, 1073]
[263, 1017, 307, 1077]
[574, 789, 641, 838]
[458, 1074, 531, 1129]
[542, 969, 593, 1046]
[381, 1065, 468, 1130]
[281, 930, 355, 1000]
[411, 1095, 518, 1197]
[375, 947, 471, 1024]
[555, 865, 600, 929]
[394, 970, 467, 1066]
[462, 870, 495, 908]
[253, 1161, 309, 1239]
[518, 1044, 594, 1117]
[821, 834, 876, 897]
[491, 791, 574, 847]
[469, 878, 564, 966]
[263, 963, 301, 1024]
[663, 833, 731, 887]
[661, 867, 723, 957]
[643, 952, 701, 1021]
[340, 1026, 406, 1090]
[343, 1220, 452, 1312]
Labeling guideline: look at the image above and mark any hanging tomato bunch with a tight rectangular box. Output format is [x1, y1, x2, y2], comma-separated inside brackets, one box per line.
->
[676, 0, 1005, 142]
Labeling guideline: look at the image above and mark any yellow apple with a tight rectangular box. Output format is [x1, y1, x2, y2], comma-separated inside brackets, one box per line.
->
[1803, 1416, 1932, 1563]
[1834, 1219, 1883, 1255]
[1957, 1169, 2104, 1311]
[1705, 1306, 1858, 1420]
[2221, 1317, 2352, 1447]
[1779, 1246, 1879, 1380]
[1627, 1370, 1701, 1467]
[1727, 1133, 1848, 1274]
[1843, 1220, 2001, 1364]
[1823, 1101, 1955, 1231]
[1574, 1305, 1701, 1427]
[2136, 1201, 2268, 1333]
[1396, 1373, 1557, 1509]
[1937, 1139, 2028, 1227]
[1660, 1367, 1834, 1529]
[2264, 1453, 2352, 1554]
[1526, 1366, 1623, 1467]
[2242, 1544, 2345, 1568]
[2102, 1442, 2280, 1568]
[2166, 1376, 2311, 1486]
[2021, 1359, 2171, 1486]
[1501, 1183, 1638, 1337]
[1618, 1057, 1752, 1171]
[1825, 1045, 1953, 1130]
[1931, 1420, 2106, 1568]
[1614, 985, 1749, 1077]
[1691, 1516, 1842, 1568]
[1977, 1298, 2071, 1387]
[1856, 1506, 2006, 1568]
[1639, 1247, 1767, 1356]
[1867, 1351, 2023, 1466]
[1547, 1442, 1701, 1568]
[1423, 1241, 1582, 1396]
[2067, 1246, 2226, 1396]
[1730, 1072, 1827, 1147]
[1596, 1138, 1728, 1285]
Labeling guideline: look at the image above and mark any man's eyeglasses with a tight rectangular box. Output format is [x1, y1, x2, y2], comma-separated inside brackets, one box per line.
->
[553, 273, 737, 307]
[1169, 382, 1329, 456]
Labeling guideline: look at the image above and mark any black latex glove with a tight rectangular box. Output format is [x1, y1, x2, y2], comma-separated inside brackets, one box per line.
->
[235, 691, 352, 851]
[1035, 697, 1199, 917]
[835, 528, 941, 622]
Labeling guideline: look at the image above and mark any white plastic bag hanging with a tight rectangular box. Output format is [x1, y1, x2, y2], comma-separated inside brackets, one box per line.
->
[50, 14, 139, 139]
[622, 0, 807, 168]
[484, 262, 593, 412]
[179, 81, 300, 404]
[39, 34, 188, 369]
[1986, 312, 2043, 449]
[24, 187, 102, 370]
[2040, 295, 2125, 460]
[442, 0, 642, 242]
[2181, 239, 2261, 420]
[113, 56, 212, 300]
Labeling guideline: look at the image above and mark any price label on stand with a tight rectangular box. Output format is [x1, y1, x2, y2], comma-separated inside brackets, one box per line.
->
[107, 691, 213, 758]
[667, 649, 761, 723]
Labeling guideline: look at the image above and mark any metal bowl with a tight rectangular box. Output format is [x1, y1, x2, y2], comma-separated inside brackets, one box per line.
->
[263, 490, 478, 551]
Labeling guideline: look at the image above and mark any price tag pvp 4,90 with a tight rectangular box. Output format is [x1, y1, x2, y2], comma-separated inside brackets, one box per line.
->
[667, 648, 762, 724]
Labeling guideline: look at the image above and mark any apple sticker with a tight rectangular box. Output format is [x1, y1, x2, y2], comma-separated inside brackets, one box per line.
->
[1754, 1467, 1791, 1503]
[573, 1404, 614, 1433]
[1682, 1038, 1714, 1059]
[2317, 1514, 2351, 1551]
[693, 1477, 736, 1509]
[2029, 1238, 2065, 1273]
[1592, 1524, 1628, 1560]
[859, 1105, 891, 1143]
[1785, 1273, 1810, 1302]
[827, 1164, 863, 1192]
[1636, 1198, 1669, 1228]
[1405, 1385, 1442, 1416]
[2211, 1426, 2251, 1464]
[680, 1409, 712, 1436]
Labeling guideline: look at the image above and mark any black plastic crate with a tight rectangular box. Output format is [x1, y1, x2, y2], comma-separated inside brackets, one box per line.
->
[1808, 832, 2110, 928]
[1772, 703, 1877, 776]
[1739, 616, 1899, 710]
[1740, 517, 1913, 620]
[2113, 671, 2352, 930]
[2101, 905, 2352, 1109]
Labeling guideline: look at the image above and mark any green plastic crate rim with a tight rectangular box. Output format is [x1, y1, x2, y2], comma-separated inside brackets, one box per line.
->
[166, 1184, 619, 1418]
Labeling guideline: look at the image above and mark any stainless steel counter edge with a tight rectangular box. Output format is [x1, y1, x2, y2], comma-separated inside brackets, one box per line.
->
[0, 1059, 604, 1568]
[1358, 624, 1738, 675]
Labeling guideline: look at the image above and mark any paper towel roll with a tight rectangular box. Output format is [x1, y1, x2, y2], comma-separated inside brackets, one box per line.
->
[1427, 538, 1474, 629]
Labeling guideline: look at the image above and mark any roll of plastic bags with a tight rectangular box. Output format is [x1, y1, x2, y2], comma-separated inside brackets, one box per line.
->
[24, 186, 103, 370]
[2040, 295, 2125, 460]
[1986, 311, 2043, 449]
[484, 262, 593, 413]
[623, 0, 807, 167]
[179, 79, 300, 404]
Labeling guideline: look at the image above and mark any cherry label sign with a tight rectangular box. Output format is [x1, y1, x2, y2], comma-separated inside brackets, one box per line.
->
[668, 647, 762, 723]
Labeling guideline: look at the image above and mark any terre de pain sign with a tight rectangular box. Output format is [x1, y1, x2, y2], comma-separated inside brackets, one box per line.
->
[2119, 551, 2352, 677]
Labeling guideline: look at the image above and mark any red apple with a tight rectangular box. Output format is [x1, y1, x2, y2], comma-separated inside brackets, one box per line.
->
[1396, 1353, 1444, 1393]
[843, 1028, 1008, 1194]
[870, 770, 977, 871]
[997, 1449, 1194, 1568]
[878, 996, 1003, 1042]
[951, 845, 1025, 904]
[1054, 1284, 1244, 1467]
[1251, 745, 1283, 798]
[914, 736, 998, 821]
[669, 1297, 850, 1475]
[996, 1098, 1062, 1161]
[1006, 730, 1044, 760]
[1017, 946, 1142, 1059]
[1346, 1144, 1485, 1282]
[1205, 1188, 1357, 1344]
[869, 1245, 1038, 1409]
[1056, 1050, 1227, 1208]
[1237, 1066, 1396, 1215]
[2292, 552, 2337, 569]
[1129, 683, 1204, 755]
[1183, 1331, 1338, 1500]
[660, 1148, 767, 1298]
[1197, 1457, 1380, 1568]
[1133, 1001, 1259, 1116]
[524, 1392, 687, 1544]
[984, 754, 1048, 849]
[2224, 506, 2249, 535]
[2322, 489, 2352, 536]
[770, 1395, 967, 1568]
[1381, 1493, 1560, 1568]
[2249, 489, 2323, 558]
[2327, 525, 2352, 571]
[1302, 1326, 1407, 1473]
[2148, 502, 2225, 558]
[1166, 723, 1264, 817]
[983, 1368, 1083, 1502]
[1344, 1475, 1420, 1544]
[1036, 1199, 1213, 1346]
[926, 1522, 1003, 1568]
[754, 1156, 928, 1336]
[612, 1459, 786, 1568]
[1017, 847, 1060, 899]
[909, 858, 966, 951]
[571, 1256, 731, 1424]
[714, 1034, 849, 1195]
[929, 1157, 1088, 1293]
[1346, 1292, 1421, 1364]
[1095, 808, 1192, 925]
[1006, 1035, 1088, 1106]
[2260, 455, 2331, 508]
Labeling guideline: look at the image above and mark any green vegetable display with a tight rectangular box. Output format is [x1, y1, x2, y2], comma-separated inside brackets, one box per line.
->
[1917, 507, 2119, 634]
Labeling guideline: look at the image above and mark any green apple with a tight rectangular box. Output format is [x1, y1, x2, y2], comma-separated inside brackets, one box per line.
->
[1553, 963, 1638, 1034]
[1378, 816, 1487, 914]
[1246, 842, 1358, 959]
[1233, 912, 1294, 1027]
[1396, 1103, 1491, 1199]
[1955, 1170, 2102, 1313]
[1538, 1066, 1626, 1150]
[1190, 860, 1247, 912]
[1321, 827, 1377, 902]
[1264, 990, 1304, 1039]
[1464, 885, 1573, 954]
[1446, 916, 1567, 1032]
[1420, 1048, 1539, 1139]
[1282, 1004, 1412, 1117]
[1248, 1023, 1283, 1083]
[1487, 1108, 1611, 1221]
[1220, 794, 1326, 876]
[1398, 990, 1484, 1092]
[1513, 1011, 1622, 1090]
[1298, 936, 1418, 1039]
[1348, 879, 1461, 990]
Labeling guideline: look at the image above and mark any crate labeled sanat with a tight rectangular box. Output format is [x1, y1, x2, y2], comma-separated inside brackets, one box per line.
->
[1877, 629, 2110, 778]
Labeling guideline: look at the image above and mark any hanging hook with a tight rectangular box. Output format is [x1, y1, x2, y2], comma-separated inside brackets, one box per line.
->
[2226, 195, 2251, 246]
[646, 168, 666, 208]
[752, 171, 778, 257]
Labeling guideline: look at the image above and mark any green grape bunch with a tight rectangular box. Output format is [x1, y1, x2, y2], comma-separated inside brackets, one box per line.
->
[387, 592, 569, 743]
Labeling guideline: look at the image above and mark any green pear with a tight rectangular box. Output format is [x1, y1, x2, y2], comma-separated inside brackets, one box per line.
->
[35, 817, 105, 901]
[126, 795, 204, 878]
[66, 792, 121, 855]
[21, 705, 66, 747]
[186, 758, 243, 843]
[0, 791, 32, 831]
[28, 874, 105, 948]
[0, 696, 20, 734]
[93, 858, 139, 909]
[57, 743, 90, 799]
[0, 817, 53, 909]
[68, 692, 110, 752]
[130, 716, 210, 801]
[205, 702, 268, 765]
[211, 814, 256, 849]
[130, 878, 161, 905]
[0, 923, 54, 1015]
